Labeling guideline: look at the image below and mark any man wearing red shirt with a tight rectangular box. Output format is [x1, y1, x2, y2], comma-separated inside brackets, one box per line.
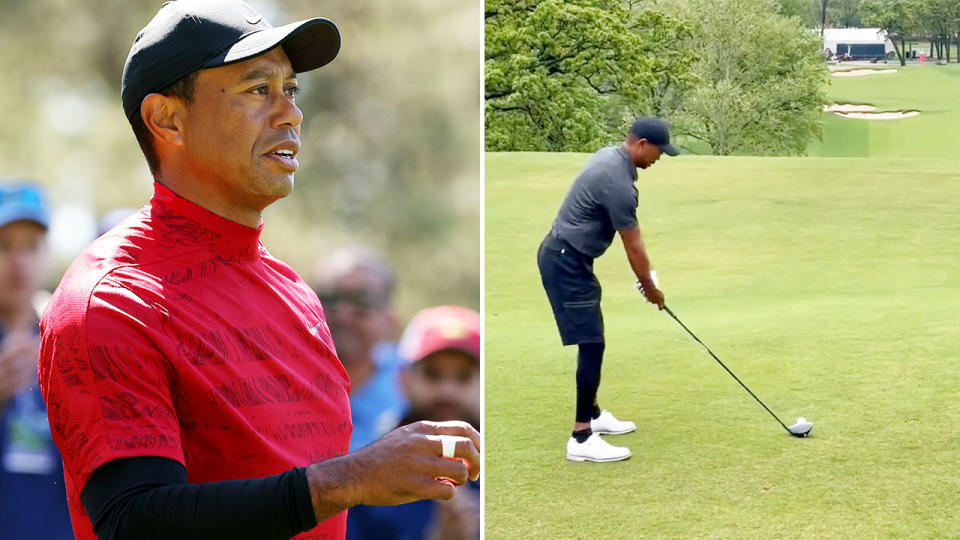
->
[37, 1, 480, 539]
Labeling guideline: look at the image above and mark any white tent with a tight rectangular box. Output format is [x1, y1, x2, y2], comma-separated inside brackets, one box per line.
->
[822, 28, 895, 59]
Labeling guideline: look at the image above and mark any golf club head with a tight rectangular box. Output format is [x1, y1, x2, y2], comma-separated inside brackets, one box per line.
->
[787, 417, 812, 437]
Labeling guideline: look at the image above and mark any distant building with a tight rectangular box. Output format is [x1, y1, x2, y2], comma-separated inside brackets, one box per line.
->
[823, 28, 894, 60]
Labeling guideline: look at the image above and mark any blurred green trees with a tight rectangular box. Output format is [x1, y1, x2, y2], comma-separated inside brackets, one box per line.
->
[0, 0, 481, 319]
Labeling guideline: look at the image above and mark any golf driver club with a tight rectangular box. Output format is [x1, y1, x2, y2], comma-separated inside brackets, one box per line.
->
[662, 305, 812, 437]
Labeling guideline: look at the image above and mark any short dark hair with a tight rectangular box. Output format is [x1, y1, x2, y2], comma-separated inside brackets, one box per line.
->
[129, 71, 199, 178]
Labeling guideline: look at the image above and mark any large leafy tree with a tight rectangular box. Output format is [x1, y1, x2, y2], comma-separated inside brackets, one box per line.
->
[861, 0, 917, 65]
[487, 0, 827, 156]
[485, 0, 694, 151]
[915, 0, 960, 61]
[774, 0, 864, 29]
[675, 0, 828, 155]
[831, 0, 865, 27]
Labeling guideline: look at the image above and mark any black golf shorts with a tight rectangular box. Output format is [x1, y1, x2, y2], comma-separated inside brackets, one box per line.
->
[537, 233, 603, 346]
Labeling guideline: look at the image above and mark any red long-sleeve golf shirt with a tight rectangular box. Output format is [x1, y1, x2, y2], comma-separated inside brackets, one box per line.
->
[39, 182, 351, 540]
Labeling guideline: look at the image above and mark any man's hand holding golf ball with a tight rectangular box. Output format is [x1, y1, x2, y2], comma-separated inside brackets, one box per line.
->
[304, 420, 480, 522]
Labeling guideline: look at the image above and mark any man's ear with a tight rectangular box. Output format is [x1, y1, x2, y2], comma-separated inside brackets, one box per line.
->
[140, 93, 186, 147]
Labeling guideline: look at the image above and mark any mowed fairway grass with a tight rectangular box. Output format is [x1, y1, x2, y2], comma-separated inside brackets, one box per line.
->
[485, 152, 960, 538]
[808, 63, 960, 158]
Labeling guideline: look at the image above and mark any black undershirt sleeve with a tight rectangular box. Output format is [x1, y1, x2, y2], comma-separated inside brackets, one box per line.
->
[81, 456, 318, 540]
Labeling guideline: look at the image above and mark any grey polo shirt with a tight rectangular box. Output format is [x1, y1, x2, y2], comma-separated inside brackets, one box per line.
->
[550, 145, 639, 259]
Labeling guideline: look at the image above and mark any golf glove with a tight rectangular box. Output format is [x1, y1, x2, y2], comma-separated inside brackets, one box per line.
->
[636, 279, 664, 309]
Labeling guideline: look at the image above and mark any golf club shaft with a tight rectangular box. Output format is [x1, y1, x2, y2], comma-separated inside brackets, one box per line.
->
[663, 305, 791, 434]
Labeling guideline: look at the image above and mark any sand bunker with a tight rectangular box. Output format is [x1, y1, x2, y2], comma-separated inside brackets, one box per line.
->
[823, 102, 919, 120]
[834, 110, 919, 120]
[832, 69, 898, 77]
[823, 103, 878, 112]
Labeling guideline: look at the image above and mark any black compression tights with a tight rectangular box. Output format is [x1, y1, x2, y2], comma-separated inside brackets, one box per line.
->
[575, 341, 605, 423]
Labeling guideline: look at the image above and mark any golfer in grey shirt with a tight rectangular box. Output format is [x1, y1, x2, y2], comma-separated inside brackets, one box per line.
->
[537, 117, 677, 462]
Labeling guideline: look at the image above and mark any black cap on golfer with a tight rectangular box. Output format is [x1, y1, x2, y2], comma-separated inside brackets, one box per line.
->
[121, 0, 340, 122]
[629, 117, 679, 156]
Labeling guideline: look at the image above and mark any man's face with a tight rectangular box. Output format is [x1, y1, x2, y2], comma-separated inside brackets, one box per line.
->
[179, 47, 303, 212]
[0, 221, 47, 314]
[629, 138, 663, 169]
[317, 268, 396, 365]
[403, 350, 480, 423]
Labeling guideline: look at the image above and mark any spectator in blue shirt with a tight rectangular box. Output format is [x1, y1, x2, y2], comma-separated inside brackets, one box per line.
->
[0, 180, 72, 539]
[313, 246, 407, 451]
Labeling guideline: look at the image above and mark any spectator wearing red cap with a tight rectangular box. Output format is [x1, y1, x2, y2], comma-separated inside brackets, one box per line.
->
[347, 306, 480, 540]
[398, 306, 480, 428]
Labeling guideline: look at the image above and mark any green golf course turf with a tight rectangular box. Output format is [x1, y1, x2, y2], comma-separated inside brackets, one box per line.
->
[485, 152, 960, 538]
[808, 63, 960, 158]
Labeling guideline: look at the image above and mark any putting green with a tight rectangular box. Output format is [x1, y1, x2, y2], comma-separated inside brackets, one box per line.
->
[485, 152, 960, 538]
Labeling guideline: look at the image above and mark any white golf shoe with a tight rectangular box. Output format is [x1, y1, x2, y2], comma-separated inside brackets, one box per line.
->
[566, 433, 631, 463]
[590, 409, 636, 435]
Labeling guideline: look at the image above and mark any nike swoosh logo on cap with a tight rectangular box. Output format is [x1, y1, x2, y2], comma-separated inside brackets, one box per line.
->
[240, 3, 262, 25]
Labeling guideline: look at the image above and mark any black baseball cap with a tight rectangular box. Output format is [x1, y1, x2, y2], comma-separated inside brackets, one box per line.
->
[629, 117, 679, 156]
[121, 0, 340, 122]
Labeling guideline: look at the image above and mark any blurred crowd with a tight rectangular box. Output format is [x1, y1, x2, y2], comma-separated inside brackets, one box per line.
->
[0, 180, 480, 540]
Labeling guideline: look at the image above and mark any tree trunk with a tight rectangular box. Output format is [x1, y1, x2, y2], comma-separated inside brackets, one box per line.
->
[897, 38, 906, 66]
[820, 0, 827, 40]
